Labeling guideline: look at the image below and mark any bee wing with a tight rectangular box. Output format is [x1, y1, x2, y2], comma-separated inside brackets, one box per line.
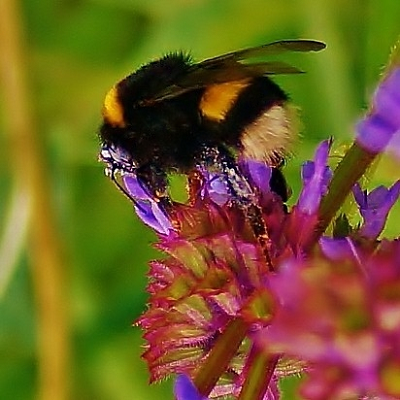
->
[226, 61, 305, 75]
[142, 40, 325, 104]
[145, 61, 303, 103]
[199, 39, 326, 66]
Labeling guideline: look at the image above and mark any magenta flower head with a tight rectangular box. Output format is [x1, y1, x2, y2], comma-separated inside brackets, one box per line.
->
[99, 39, 400, 400]
[136, 177, 284, 398]
[260, 240, 400, 400]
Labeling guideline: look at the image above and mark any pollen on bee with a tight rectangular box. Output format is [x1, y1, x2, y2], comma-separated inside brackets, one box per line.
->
[102, 86, 126, 127]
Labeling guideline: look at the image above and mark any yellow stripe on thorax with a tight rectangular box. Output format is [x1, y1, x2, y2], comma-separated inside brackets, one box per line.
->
[102, 86, 125, 127]
[199, 79, 250, 122]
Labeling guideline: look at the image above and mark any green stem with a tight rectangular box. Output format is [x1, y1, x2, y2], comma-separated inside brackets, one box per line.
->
[312, 142, 377, 244]
[238, 347, 279, 400]
[194, 317, 248, 396]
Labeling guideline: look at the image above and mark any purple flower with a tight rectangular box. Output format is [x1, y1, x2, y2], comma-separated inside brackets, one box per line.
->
[297, 140, 332, 215]
[353, 181, 400, 239]
[319, 236, 356, 260]
[281, 140, 333, 253]
[356, 68, 400, 156]
[123, 174, 174, 235]
[174, 375, 208, 400]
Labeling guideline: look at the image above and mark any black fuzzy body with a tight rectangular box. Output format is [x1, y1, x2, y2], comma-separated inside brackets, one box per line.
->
[100, 53, 288, 174]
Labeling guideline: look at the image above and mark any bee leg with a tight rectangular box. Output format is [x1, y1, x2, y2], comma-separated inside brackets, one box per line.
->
[198, 145, 275, 271]
[187, 169, 204, 206]
[199, 145, 265, 205]
[197, 145, 255, 204]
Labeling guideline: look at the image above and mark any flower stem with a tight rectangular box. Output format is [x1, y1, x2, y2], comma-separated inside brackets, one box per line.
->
[194, 317, 248, 396]
[314, 142, 377, 241]
[238, 347, 279, 400]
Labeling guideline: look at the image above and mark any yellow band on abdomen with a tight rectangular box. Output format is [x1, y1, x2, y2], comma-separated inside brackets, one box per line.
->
[199, 79, 250, 122]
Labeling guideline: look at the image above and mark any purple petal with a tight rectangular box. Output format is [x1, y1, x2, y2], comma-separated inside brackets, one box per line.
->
[374, 69, 400, 128]
[319, 236, 355, 260]
[353, 181, 400, 239]
[124, 174, 152, 200]
[201, 170, 230, 206]
[356, 68, 400, 154]
[200, 158, 275, 206]
[174, 375, 208, 400]
[134, 200, 173, 235]
[123, 174, 174, 235]
[297, 140, 332, 214]
[387, 129, 400, 159]
[352, 182, 367, 209]
[239, 158, 272, 196]
[356, 114, 396, 153]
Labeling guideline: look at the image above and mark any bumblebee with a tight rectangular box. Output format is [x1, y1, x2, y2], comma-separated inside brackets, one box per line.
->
[99, 39, 325, 206]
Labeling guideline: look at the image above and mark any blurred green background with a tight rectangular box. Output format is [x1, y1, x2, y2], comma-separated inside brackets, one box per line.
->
[0, 0, 399, 399]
